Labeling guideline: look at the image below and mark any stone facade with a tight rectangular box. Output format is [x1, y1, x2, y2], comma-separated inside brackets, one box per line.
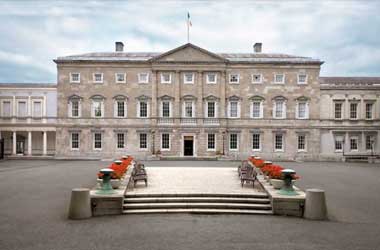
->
[2, 42, 377, 161]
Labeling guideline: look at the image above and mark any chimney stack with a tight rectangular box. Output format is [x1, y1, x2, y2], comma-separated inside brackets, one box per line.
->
[253, 43, 262, 53]
[115, 42, 124, 52]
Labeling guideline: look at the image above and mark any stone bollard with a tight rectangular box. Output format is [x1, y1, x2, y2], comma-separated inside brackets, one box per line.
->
[304, 189, 327, 220]
[68, 188, 92, 220]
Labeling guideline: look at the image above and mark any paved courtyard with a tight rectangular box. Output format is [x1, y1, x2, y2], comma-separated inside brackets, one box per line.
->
[0, 160, 380, 250]
[129, 166, 265, 195]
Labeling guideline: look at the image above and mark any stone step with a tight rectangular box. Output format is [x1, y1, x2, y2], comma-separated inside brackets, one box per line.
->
[124, 197, 271, 204]
[125, 193, 269, 199]
[122, 208, 273, 215]
[123, 202, 272, 210]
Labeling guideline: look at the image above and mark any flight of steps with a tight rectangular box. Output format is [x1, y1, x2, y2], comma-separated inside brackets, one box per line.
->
[123, 193, 273, 215]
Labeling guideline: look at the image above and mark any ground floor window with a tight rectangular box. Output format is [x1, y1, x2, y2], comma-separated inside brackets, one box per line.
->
[297, 134, 306, 151]
[335, 138, 343, 152]
[116, 133, 125, 149]
[139, 133, 147, 149]
[252, 133, 261, 151]
[207, 133, 215, 150]
[161, 133, 170, 150]
[229, 133, 238, 150]
[350, 137, 358, 151]
[93, 133, 102, 150]
[71, 132, 79, 150]
[274, 134, 284, 151]
[366, 135, 374, 151]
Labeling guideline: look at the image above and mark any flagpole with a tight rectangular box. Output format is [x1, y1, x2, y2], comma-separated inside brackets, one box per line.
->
[187, 15, 190, 43]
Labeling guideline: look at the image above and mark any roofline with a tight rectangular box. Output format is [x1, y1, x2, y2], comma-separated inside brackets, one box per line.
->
[0, 83, 57, 89]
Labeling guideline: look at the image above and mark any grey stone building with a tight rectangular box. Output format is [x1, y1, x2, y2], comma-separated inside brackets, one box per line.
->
[1, 42, 378, 161]
[51, 42, 380, 161]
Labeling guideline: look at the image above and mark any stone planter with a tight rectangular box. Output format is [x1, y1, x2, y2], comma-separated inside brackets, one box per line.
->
[270, 179, 296, 189]
[97, 178, 122, 189]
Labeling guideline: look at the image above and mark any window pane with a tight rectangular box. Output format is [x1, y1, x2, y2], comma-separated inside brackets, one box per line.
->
[298, 74, 307, 83]
[252, 134, 260, 150]
[275, 134, 283, 150]
[71, 133, 79, 149]
[117, 133, 125, 149]
[94, 133, 102, 149]
[33, 102, 42, 117]
[208, 134, 215, 149]
[139, 73, 148, 83]
[140, 102, 147, 117]
[230, 102, 238, 117]
[207, 74, 216, 83]
[185, 101, 193, 117]
[350, 138, 358, 150]
[184, 73, 193, 83]
[140, 133, 147, 149]
[366, 103, 373, 119]
[117, 101, 125, 117]
[162, 133, 170, 149]
[162, 101, 170, 117]
[275, 101, 283, 118]
[275, 74, 284, 83]
[94, 73, 102, 82]
[93, 101, 102, 117]
[350, 103, 358, 119]
[18, 101, 27, 117]
[335, 138, 343, 151]
[71, 101, 79, 117]
[2, 101, 11, 116]
[71, 73, 80, 82]
[230, 74, 239, 83]
[298, 102, 306, 118]
[335, 103, 342, 119]
[252, 74, 261, 83]
[230, 134, 238, 149]
[366, 135, 373, 150]
[252, 101, 261, 118]
[298, 135, 305, 150]
[207, 102, 215, 118]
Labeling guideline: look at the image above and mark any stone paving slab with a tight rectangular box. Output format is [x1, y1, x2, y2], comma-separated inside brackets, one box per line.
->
[127, 167, 265, 195]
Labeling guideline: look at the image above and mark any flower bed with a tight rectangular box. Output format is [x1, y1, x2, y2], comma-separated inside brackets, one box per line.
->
[97, 155, 134, 180]
[248, 156, 300, 181]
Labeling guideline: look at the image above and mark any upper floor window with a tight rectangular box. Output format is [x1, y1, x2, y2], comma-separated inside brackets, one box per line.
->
[17, 100, 27, 117]
[296, 99, 309, 119]
[68, 95, 81, 118]
[250, 97, 264, 119]
[252, 74, 262, 84]
[161, 101, 171, 117]
[116, 133, 126, 149]
[297, 74, 308, 84]
[274, 74, 285, 84]
[229, 74, 239, 84]
[161, 73, 172, 84]
[184, 101, 194, 118]
[139, 101, 148, 118]
[207, 101, 216, 118]
[350, 102, 358, 119]
[115, 73, 126, 83]
[70, 73, 80, 83]
[114, 99, 127, 118]
[334, 102, 343, 119]
[273, 97, 286, 119]
[365, 103, 374, 119]
[32, 101, 42, 118]
[138, 73, 149, 84]
[91, 95, 105, 118]
[1, 100, 12, 117]
[366, 135, 375, 151]
[206, 73, 217, 84]
[183, 73, 194, 84]
[229, 101, 239, 118]
[93, 73, 103, 84]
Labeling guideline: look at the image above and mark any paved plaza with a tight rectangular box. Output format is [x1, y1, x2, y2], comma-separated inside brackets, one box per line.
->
[0, 160, 380, 250]
[129, 166, 265, 195]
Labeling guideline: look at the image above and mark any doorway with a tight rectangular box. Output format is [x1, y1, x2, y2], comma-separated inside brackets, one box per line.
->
[183, 136, 194, 156]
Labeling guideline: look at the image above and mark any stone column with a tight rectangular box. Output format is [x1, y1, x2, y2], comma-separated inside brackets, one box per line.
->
[174, 71, 181, 118]
[43, 131, 47, 156]
[12, 131, 17, 155]
[28, 131, 32, 156]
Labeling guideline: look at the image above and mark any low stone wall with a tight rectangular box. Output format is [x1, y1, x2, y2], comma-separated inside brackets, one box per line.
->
[90, 163, 134, 216]
[257, 175, 306, 217]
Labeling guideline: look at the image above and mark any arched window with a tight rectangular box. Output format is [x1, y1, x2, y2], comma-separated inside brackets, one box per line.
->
[272, 96, 287, 119]
[68, 94, 82, 118]
[249, 96, 265, 119]
[113, 95, 128, 118]
[90, 95, 105, 118]
[295, 96, 309, 119]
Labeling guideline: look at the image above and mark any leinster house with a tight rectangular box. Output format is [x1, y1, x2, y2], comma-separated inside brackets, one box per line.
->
[0, 42, 379, 161]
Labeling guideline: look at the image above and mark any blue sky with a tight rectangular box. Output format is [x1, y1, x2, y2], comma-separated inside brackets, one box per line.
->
[0, 0, 379, 83]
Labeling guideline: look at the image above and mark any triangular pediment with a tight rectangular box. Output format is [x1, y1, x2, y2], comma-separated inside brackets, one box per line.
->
[151, 43, 227, 63]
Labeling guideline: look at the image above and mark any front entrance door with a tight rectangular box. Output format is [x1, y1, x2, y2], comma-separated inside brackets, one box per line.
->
[184, 136, 194, 156]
